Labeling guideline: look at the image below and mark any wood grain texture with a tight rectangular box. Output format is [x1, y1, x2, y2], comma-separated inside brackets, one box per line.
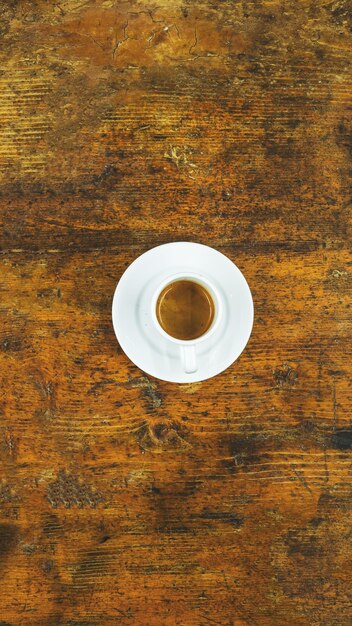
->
[0, 0, 351, 624]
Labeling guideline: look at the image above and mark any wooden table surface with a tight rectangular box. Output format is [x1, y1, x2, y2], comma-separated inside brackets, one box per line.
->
[1, 1, 351, 624]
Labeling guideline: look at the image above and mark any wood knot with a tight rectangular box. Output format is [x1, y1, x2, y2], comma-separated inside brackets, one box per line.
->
[153, 422, 168, 441]
[135, 420, 191, 452]
[273, 364, 298, 387]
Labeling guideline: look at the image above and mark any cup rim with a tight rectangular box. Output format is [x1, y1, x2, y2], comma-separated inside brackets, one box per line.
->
[151, 272, 222, 345]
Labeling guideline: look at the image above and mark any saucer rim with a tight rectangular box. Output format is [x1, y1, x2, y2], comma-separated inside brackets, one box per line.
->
[112, 241, 254, 383]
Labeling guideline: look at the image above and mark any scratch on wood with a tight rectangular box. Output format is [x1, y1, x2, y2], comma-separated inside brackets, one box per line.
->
[332, 378, 337, 431]
[113, 20, 129, 59]
[324, 448, 329, 483]
[189, 27, 198, 54]
[317, 348, 323, 401]
[290, 464, 312, 494]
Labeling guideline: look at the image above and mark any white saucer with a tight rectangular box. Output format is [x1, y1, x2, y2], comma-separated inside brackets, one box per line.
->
[112, 242, 254, 383]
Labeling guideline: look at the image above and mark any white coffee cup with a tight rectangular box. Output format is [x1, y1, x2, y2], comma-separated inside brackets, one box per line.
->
[151, 272, 223, 374]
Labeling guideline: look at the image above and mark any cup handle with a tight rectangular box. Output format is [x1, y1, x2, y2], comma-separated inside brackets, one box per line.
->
[180, 345, 197, 374]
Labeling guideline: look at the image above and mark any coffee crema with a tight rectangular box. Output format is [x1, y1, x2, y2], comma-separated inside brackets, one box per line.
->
[156, 279, 215, 341]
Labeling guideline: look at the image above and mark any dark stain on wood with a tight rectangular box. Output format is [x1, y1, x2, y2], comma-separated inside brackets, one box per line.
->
[1, 336, 25, 353]
[199, 510, 244, 528]
[0, 524, 18, 572]
[285, 529, 324, 558]
[332, 429, 352, 450]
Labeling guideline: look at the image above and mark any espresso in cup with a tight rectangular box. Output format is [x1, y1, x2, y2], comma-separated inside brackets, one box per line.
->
[156, 279, 215, 341]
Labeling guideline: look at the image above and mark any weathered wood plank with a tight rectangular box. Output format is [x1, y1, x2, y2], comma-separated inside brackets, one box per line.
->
[0, 0, 351, 624]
